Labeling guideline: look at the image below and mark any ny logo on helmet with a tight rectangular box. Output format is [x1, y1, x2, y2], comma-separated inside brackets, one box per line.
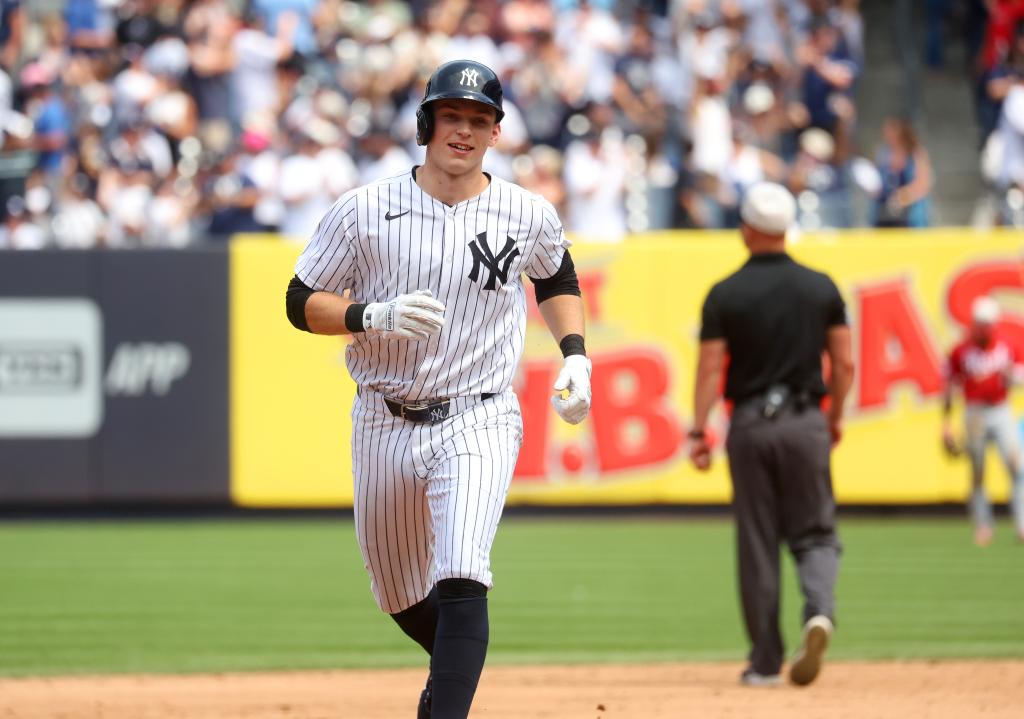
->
[460, 68, 480, 87]
[467, 232, 519, 291]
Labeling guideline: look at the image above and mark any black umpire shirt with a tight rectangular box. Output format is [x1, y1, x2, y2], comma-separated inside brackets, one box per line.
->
[699, 252, 847, 403]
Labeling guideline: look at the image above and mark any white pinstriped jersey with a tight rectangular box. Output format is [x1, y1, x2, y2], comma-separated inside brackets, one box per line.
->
[295, 168, 568, 400]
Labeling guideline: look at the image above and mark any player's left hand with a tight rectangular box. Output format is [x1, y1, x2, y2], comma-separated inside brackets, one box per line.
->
[551, 355, 592, 425]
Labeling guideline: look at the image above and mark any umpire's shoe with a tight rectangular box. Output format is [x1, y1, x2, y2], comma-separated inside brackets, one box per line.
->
[739, 668, 781, 687]
[789, 615, 833, 686]
[417, 673, 432, 718]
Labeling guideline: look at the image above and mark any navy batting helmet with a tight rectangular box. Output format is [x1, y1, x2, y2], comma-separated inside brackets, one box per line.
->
[415, 60, 504, 146]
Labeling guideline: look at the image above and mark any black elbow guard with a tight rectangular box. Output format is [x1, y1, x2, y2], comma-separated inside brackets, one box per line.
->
[286, 275, 314, 332]
[530, 251, 581, 304]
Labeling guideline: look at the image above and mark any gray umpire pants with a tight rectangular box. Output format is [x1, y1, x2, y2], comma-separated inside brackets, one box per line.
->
[725, 404, 842, 676]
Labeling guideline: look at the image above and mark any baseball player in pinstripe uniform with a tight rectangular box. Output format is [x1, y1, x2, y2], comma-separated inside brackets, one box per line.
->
[285, 60, 591, 718]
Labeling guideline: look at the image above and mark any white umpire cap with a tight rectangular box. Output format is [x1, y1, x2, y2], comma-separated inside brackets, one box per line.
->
[740, 182, 797, 236]
[972, 296, 1000, 324]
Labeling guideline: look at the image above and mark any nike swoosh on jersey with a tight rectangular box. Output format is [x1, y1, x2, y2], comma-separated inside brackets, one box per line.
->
[385, 209, 410, 221]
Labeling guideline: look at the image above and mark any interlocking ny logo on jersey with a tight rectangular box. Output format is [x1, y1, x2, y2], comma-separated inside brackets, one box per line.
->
[467, 232, 519, 290]
[460, 68, 480, 87]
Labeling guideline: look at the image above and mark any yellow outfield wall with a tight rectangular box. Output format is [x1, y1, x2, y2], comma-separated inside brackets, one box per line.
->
[230, 229, 1024, 507]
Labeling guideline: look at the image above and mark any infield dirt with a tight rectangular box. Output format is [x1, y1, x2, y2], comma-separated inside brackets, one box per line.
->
[2, 661, 1022, 718]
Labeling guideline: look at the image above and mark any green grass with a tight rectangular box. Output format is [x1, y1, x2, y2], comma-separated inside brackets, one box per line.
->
[0, 517, 1021, 677]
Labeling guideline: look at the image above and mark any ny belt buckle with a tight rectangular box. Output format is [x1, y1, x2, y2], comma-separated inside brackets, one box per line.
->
[426, 402, 450, 424]
[400, 402, 429, 421]
[401, 400, 450, 424]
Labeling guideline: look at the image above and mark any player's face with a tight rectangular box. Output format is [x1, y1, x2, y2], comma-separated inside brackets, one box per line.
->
[971, 320, 995, 345]
[427, 99, 500, 174]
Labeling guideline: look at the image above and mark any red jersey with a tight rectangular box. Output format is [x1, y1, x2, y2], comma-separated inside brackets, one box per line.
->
[980, 0, 1024, 70]
[946, 336, 1020, 404]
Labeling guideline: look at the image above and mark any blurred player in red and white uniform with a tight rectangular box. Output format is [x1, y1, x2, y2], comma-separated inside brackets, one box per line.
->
[942, 296, 1024, 546]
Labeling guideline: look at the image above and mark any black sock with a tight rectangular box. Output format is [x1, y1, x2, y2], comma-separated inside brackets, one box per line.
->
[390, 587, 439, 656]
[430, 579, 489, 719]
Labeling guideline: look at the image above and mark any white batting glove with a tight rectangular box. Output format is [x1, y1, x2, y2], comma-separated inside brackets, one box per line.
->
[551, 355, 592, 425]
[364, 290, 445, 341]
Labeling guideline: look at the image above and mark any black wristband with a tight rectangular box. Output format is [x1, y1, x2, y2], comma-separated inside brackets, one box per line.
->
[688, 429, 706, 440]
[345, 303, 368, 333]
[559, 333, 586, 358]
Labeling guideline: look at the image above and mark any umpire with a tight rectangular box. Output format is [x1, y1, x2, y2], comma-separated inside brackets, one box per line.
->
[689, 182, 854, 687]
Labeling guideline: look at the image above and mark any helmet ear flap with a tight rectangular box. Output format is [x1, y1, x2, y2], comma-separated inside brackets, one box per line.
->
[415, 106, 432, 146]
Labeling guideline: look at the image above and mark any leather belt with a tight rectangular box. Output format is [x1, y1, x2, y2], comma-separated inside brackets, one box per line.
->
[736, 385, 816, 420]
[383, 393, 495, 424]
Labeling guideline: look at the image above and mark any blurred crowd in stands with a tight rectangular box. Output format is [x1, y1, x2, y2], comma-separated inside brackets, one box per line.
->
[971, 0, 1024, 226]
[0, 0, 1021, 249]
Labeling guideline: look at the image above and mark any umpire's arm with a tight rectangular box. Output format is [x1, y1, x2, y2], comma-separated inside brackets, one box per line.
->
[690, 286, 727, 471]
[825, 326, 854, 446]
[692, 339, 727, 438]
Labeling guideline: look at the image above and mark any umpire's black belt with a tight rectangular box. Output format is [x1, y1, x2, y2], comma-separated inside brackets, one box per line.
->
[383, 393, 496, 424]
[735, 385, 816, 420]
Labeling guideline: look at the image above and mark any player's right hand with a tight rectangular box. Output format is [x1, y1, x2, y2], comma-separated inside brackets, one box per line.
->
[364, 290, 445, 341]
[688, 438, 711, 471]
[941, 427, 962, 458]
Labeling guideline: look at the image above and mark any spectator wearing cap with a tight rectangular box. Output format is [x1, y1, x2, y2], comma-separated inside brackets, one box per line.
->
[689, 181, 852, 689]
[204, 147, 266, 239]
[21, 63, 71, 181]
[235, 118, 286, 231]
[872, 117, 933, 228]
[51, 173, 106, 248]
[789, 126, 854, 229]
[0, 195, 46, 249]
[97, 120, 168, 246]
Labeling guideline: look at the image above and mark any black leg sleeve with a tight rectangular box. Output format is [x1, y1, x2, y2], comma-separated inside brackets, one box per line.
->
[390, 587, 440, 656]
[430, 579, 489, 719]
